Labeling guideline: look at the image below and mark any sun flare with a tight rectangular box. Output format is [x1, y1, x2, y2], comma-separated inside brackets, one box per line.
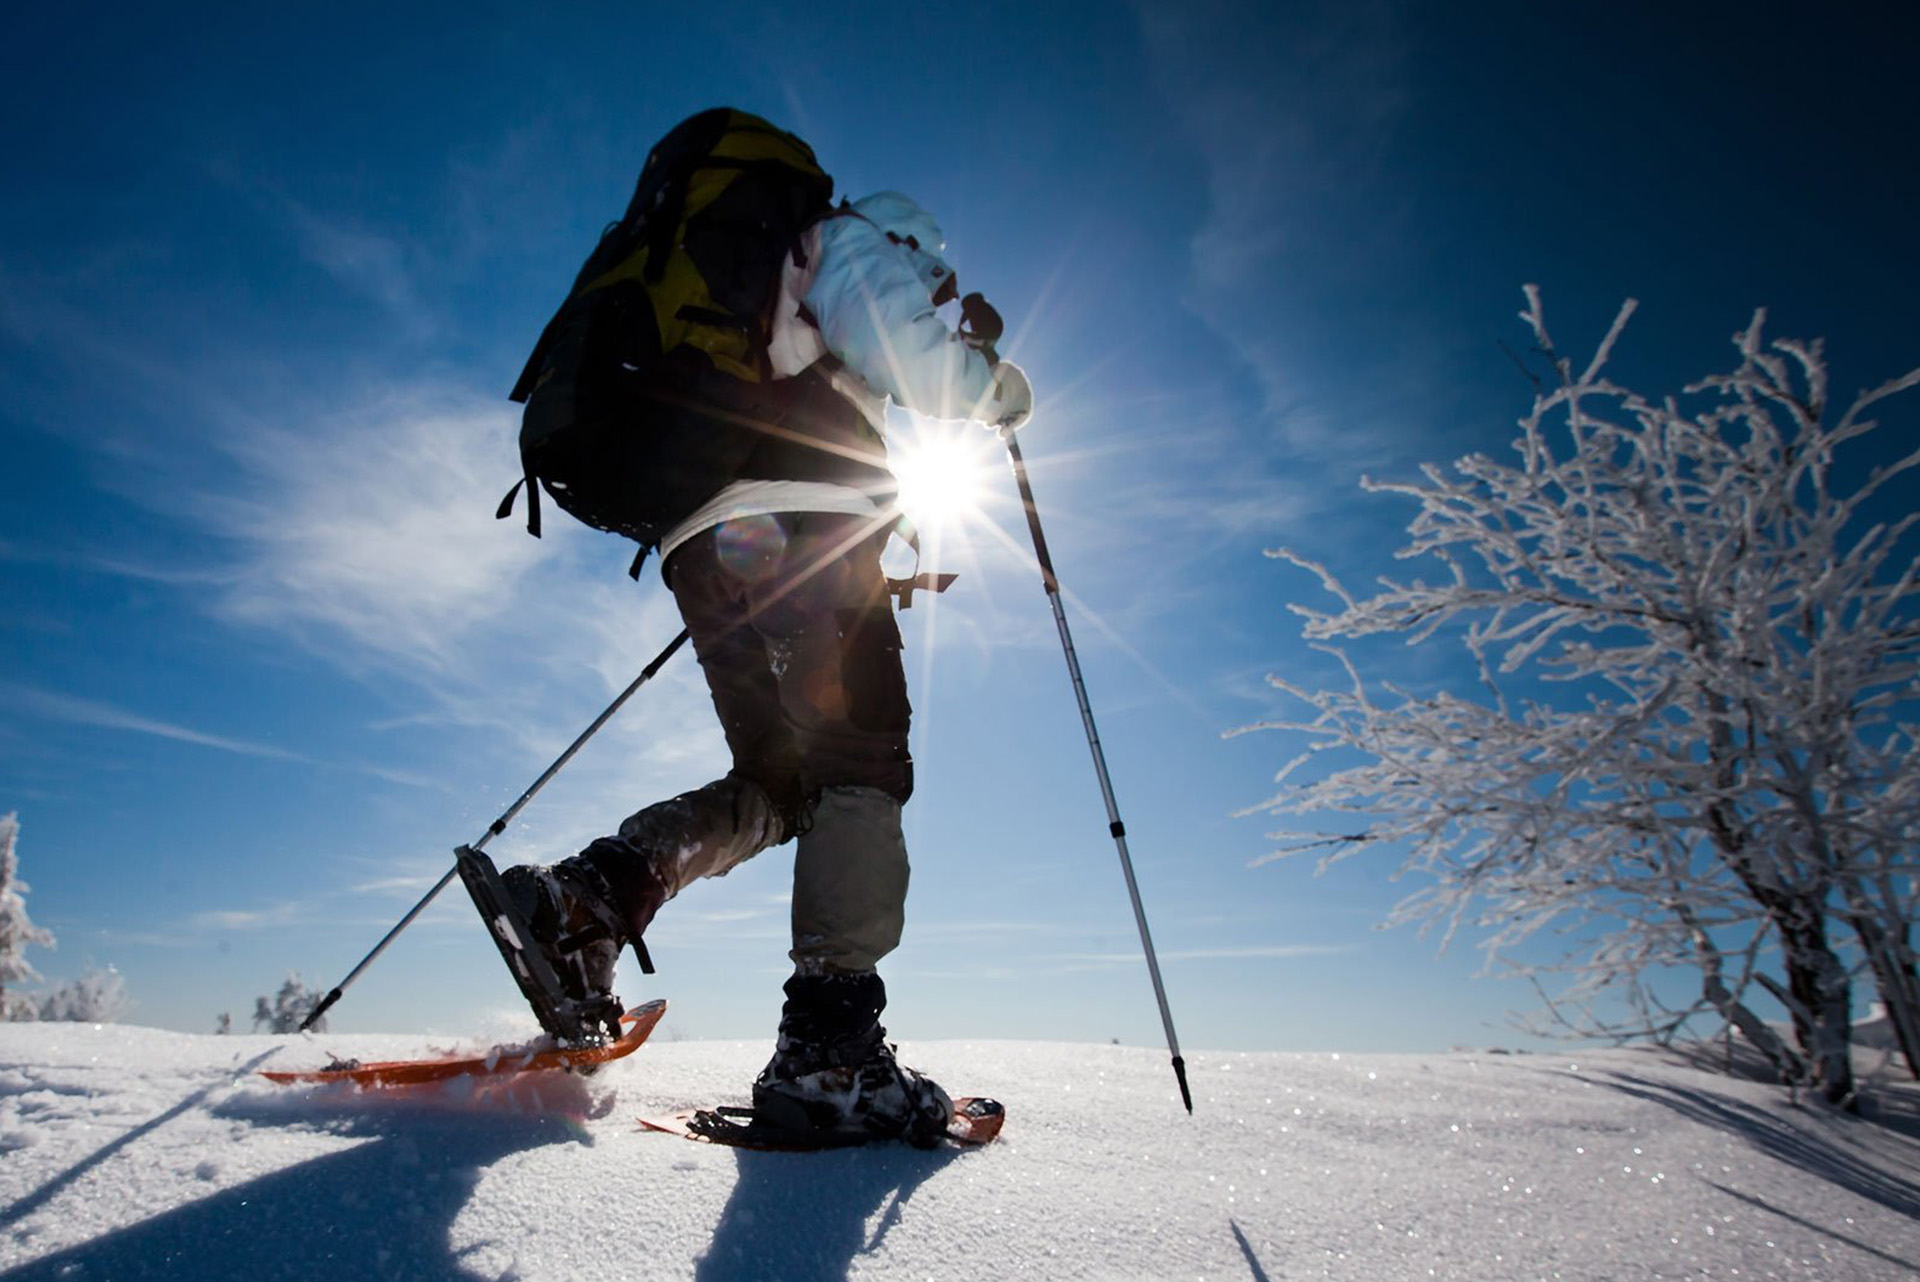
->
[889, 428, 993, 531]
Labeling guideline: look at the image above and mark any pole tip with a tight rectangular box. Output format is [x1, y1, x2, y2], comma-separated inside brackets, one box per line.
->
[300, 989, 342, 1033]
[1172, 1054, 1193, 1114]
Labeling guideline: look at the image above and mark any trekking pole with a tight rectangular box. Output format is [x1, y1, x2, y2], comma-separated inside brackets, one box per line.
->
[1000, 430, 1194, 1113]
[301, 627, 693, 1031]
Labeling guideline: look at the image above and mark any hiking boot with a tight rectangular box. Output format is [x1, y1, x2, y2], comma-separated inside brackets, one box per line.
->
[500, 859, 629, 1018]
[752, 1026, 954, 1147]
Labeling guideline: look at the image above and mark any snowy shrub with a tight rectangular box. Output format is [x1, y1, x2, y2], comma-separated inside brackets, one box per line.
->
[33, 968, 131, 1023]
[0, 812, 57, 1019]
[253, 974, 326, 1034]
[1244, 290, 1920, 1107]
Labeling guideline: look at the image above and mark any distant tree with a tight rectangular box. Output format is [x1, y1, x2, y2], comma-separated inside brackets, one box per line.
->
[253, 973, 325, 1034]
[215, 1011, 233, 1035]
[33, 967, 131, 1023]
[0, 812, 57, 1020]
[1243, 291, 1920, 1108]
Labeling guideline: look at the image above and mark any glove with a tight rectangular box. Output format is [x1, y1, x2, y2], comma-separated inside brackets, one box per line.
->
[986, 361, 1033, 433]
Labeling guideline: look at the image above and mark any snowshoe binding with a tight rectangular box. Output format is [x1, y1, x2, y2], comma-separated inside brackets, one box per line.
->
[457, 844, 633, 1046]
[750, 1026, 955, 1148]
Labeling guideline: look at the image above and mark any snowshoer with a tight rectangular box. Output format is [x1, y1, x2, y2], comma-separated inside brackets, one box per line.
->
[502, 112, 1032, 1146]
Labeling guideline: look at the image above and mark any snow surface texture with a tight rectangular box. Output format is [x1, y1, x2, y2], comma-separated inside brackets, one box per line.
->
[2, 1024, 1917, 1281]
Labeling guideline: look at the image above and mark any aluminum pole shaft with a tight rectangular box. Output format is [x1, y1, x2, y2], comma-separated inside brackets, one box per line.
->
[301, 627, 692, 1030]
[1002, 432, 1192, 1112]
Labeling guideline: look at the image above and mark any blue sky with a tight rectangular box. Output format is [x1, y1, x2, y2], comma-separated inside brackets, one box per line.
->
[3, 2, 1916, 1051]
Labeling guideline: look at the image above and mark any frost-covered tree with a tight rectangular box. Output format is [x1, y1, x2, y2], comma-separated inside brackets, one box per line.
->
[33, 967, 130, 1023]
[1, 812, 57, 1019]
[1244, 291, 1919, 1107]
[253, 973, 325, 1034]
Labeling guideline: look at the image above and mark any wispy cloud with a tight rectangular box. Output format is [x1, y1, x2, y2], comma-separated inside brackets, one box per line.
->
[650, 920, 789, 950]
[207, 159, 435, 335]
[909, 919, 1054, 941]
[202, 385, 550, 672]
[348, 874, 447, 897]
[1136, 0, 1414, 461]
[184, 890, 370, 931]
[673, 907, 778, 926]
[171, 373, 725, 784]
[90, 928, 206, 950]
[1057, 943, 1356, 967]
[5, 685, 307, 761]
[4, 683, 447, 794]
[283, 202, 429, 328]
[192, 908, 290, 930]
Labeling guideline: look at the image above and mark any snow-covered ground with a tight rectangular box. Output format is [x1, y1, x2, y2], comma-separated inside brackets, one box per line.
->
[2, 1021, 1917, 1281]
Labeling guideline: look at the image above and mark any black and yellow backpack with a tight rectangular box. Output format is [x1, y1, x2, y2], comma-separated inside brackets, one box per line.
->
[501, 108, 837, 565]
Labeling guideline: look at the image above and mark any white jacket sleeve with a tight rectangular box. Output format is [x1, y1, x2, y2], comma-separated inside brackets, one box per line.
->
[803, 214, 999, 422]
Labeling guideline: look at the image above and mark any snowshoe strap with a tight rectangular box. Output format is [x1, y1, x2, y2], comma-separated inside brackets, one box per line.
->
[455, 844, 621, 1044]
[686, 1106, 871, 1150]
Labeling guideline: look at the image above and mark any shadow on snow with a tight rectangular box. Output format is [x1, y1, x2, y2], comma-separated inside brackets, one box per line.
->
[0, 1049, 283, 1237]
[0, 1094, 587, 1282]
[1230, 1218, 1275, 1282]
[1586, 1068, 1920, 1234]
[691, 1143, 963, 1282]
[5, 1067, 986, 1282]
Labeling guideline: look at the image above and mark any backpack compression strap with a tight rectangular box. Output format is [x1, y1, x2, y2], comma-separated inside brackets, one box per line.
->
[496, 471, 543, 537]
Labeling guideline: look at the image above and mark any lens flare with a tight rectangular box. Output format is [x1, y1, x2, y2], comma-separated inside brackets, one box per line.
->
[889, 429, 990, 531]
[712, 514, 787, 583]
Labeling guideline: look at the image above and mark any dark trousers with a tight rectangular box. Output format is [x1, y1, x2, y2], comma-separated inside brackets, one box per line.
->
[589, 510, 914, 974]
[669, 510, 912, 814]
